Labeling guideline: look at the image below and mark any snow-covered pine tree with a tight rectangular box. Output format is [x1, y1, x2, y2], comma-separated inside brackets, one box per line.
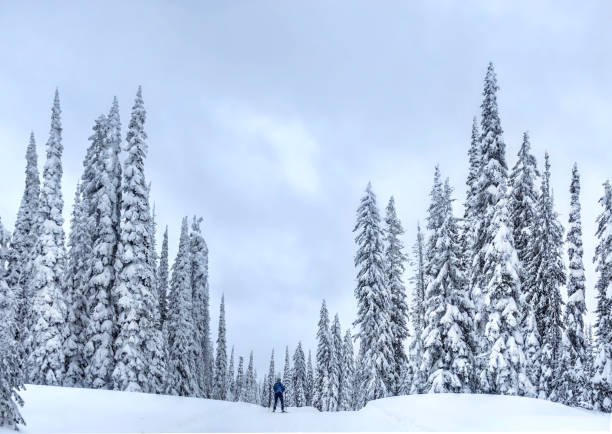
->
[227, 346, 236, 401]
[478, 177, 533, 397]
[106, 96, 122, 236]
[592, 180, 612, 411]
[314, 299, 331, 411]
[264, 350, 275, 407]
[559, 164, 588, 407]
[213, 295, 228, 400]
[112, 87, 166, 393]
[523, 307, 541, 392]
[383, 196, 409, 395]
[328, 314, 342, 410]
[508, 132, 540, 275]
[190, 216, 212, 397]
[243, 351, 257, 403]
[464, 117, 480, 228]
[292, 342, 307, 407]
[28, 90, 69, 386]
[260, 374, 268, 407]
[158, 226, 169, 326]
[353, 182, 394, 406]
[64, 183, 89, 387]
[165, 217, 199, 396]
[283, 346, 293, 407]
[0, 270, 25, 429]
[408, 223, 426, 394]
[6, 133, 40, 372]
[420, 180, 475, 393]
[235, 356, 244, 402]
[305, 350, 314, 407]
[471, 64, 510, 364]
[526, 153, 566, 401]
[339, 329, 355, 410]
[82, 113, 119, 390]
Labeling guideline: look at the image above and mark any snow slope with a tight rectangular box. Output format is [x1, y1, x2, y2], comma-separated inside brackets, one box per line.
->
[2, 384, 610, 432]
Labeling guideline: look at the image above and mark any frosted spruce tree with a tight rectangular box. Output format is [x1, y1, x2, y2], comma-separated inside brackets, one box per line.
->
[213, 295, 228, 400]
[29, 90, 69, 386]
[353, 182, 394, 406]
[471, 63, 510, 361]
[227, 346, 236, 401]
[383, 196, 409, 395]
[0, 271, 25, 429]
[306, 350, 314, 407]
[83, 114, 119, 389]
[157, 226, 169, 326]
[462, 117, 480, 270]
[328, 315, 342, 410]
[292, 342, 307, 407]
[559, 164, 588, 407]
[508, 132, 540, 279]
[339, 329, 355, 410]
[408, 223, 426, 394]
[112, 87, 166, 393]
[191, 216, 212, 397]
[478, 177, 533, 396]
[592, 180, 612, 411]
[235, 356, 244, 402]
[283, 346, 293, 407]
[6, 133, 39, 370]
[165, 217, 199, 396]
[420, 180, 475, 393]
[526, 153, 565, 401]
[314, 299, 331, 411]
[243, 352, 257, 403]
[64, 183, 90, 387]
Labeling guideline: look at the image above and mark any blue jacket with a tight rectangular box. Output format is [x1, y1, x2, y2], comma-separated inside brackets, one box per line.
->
[273, 381, 285, 394]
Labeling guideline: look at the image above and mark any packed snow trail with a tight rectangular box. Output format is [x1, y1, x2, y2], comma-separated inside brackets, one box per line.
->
[2, 384, 610, 432]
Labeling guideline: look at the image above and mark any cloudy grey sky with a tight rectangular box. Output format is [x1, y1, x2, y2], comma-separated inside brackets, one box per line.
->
[1, 1, 611, 376]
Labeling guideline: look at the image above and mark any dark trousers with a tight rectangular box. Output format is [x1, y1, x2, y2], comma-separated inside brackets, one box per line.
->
[273, 392, 284, 411]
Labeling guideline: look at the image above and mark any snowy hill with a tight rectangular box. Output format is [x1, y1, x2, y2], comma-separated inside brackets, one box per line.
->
[2, 384, 610, 432]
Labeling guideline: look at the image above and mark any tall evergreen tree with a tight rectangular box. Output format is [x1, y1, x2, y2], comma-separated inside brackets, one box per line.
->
[478, 177, 533, 396]
[328, 315, 342, 410]
[559, 164, 588, 407]
[243, 351, 257, 403]
[408, 223, 426, 394]
[191, 216, 212, 397]
[227, 346, 236, 401]
[383, 196, 409, 395]
[29, 90, 69, 386]
[165, 218, 199, 396]
[508, 132, 540, 278]
[464, 116, 480, 228]
[339, 329, 355, 410]
[283, 346, 293, 407]
[6, 133, 40, 372]
[213, 295, 228, 400]
[82, 114, 119, 389]
[592, 180, 612, 411]
[420, 180, 475, 393]
[64, 183, 89, 387]
[353, 182, 394, 406]
[112, 87, 165, 393]
[526, 153, 565, 400]
[471, 63, 509, 356]
[157, 226, 169, 326]
[292, 342, 307, 407]
[305, 350, 314, 407]
[235, 356, 244, 402]
[314, 299, 331, 411]
[0, 270, 25, 429]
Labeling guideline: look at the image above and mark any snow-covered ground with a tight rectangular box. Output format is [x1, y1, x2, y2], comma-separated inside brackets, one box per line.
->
[2, 384, 610, 432]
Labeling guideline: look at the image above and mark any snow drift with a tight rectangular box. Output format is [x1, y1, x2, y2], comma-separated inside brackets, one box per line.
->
[2, 384, 610, 432]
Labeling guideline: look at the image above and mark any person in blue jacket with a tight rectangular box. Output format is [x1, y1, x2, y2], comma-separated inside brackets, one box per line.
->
[272, 378, 286, 412]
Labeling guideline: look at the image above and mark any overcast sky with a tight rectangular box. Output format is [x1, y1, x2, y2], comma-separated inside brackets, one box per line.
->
[1, 1, 611, 376]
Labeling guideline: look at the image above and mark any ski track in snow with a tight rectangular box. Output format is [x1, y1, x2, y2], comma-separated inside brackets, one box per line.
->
[1, 384, 610, 432]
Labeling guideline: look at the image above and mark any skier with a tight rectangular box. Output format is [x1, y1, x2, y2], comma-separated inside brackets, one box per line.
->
[272, 377, 286, 412]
